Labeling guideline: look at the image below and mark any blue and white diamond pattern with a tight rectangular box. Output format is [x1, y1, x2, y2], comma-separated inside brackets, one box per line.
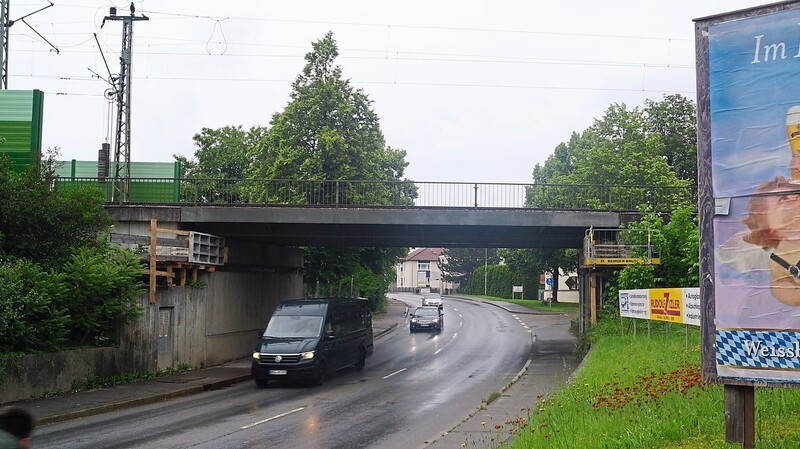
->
[717, 330, 800, 369]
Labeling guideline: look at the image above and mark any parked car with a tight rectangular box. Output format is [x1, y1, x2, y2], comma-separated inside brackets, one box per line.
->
[422, 293, 443, 309]
[409, 306, 444, 333]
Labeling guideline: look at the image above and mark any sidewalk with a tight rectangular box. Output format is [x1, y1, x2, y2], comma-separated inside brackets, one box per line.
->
[424, 296, 579, 448]
[18, 296, 577, 449]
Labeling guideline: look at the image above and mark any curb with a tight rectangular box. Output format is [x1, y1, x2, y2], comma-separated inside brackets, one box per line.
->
[480, 299, 568, 316]
[37, 374, 252, 426]
[424, 356, 535, 447]
[374, 322, 399, 339]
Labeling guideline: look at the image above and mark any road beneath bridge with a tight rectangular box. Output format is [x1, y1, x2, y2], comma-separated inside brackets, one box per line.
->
[106, 205, 621, 248]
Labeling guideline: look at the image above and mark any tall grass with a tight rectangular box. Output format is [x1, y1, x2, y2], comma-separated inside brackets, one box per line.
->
[501, 318, 800, 449]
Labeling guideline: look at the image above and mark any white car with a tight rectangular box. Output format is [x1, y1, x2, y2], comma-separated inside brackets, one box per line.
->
[422, 293, 443, 308]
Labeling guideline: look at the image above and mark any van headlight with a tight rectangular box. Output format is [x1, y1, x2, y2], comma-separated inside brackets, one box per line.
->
[300, 351, 315, 360]
[252, 352, 260, 360]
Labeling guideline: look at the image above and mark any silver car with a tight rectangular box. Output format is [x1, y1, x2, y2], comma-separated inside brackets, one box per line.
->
[422, 293, 443, 308]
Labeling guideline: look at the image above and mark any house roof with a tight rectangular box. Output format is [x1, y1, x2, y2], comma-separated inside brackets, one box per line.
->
[406, 247, 443, 262]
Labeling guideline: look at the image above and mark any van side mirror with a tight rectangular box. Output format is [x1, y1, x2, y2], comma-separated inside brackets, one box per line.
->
[325, 330, 335, 339]
[258, 330, 264, 338]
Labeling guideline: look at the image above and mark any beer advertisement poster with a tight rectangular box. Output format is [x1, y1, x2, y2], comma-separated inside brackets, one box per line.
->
[709, 7, 800, 382]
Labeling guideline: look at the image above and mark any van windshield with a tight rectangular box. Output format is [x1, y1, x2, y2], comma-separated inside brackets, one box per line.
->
[263, 315, 324, 338]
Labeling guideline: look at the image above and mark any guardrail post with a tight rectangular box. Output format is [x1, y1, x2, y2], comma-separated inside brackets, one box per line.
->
[335, 180, 340, 208]
[474, 183, 478, 207]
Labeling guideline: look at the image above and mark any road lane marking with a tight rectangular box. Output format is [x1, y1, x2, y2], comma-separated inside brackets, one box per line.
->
[452, 332, 458, 340]
[434, 348, 443, 355]
[241, 407, 305, 429]
[383, 368, 407, 379]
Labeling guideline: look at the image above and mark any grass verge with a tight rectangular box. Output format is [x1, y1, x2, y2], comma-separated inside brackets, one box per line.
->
[467, 295, 578, 313]
[498, 318, 800, 448]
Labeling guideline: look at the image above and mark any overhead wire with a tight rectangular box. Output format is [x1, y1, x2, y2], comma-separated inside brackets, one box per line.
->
[10, 4, 697, 94]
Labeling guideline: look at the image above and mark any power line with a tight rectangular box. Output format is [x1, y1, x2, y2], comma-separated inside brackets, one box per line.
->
[13, 45, 694, 71]
[9, 71, 695, 95]
[138, 8, 690, 43]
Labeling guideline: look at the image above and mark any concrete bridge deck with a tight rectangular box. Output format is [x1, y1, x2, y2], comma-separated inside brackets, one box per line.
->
[106, 205, 621, 248]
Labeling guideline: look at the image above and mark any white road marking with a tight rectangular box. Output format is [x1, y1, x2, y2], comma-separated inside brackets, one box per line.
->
[241, 407, 305, 429]
[434, 348, 443, 355]
[452, 332, 458, 340]
[383, 368, 408, 379]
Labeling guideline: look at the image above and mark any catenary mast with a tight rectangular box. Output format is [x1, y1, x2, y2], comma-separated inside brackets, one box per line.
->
[103, 2, 148, 203]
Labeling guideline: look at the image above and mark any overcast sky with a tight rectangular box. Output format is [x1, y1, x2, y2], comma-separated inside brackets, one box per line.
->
[5, 0, 767, 182]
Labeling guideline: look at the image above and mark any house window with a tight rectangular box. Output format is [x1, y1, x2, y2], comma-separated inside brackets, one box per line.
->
[418, 262, 430, 271]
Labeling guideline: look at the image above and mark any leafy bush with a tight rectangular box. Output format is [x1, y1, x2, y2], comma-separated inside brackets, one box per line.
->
[0, 259, 69, 352]
[60, 246, 145, 346]
[464, 264, 536, 299]
[0, 152, 145, 353]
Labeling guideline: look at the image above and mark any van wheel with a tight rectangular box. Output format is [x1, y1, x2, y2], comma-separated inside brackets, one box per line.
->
[255, 378, 268, 388]
[312, 361, 327, 386]
[354, 348, 366, 371]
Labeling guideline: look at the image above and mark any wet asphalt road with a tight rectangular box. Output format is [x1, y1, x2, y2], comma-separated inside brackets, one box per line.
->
[33, 294, 545, 449]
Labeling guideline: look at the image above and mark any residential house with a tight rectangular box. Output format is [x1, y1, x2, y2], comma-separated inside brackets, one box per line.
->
[392, 248, 457, 294]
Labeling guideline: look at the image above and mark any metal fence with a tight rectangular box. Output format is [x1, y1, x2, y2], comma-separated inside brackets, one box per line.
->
[53, 177, 695, 211]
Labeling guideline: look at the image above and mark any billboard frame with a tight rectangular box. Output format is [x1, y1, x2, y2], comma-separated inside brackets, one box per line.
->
[696, 0, 800, 388]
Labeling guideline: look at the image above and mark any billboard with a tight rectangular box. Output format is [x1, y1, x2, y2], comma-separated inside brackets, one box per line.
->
[619, 288, 700, 326]
[697, 2, 800, 385]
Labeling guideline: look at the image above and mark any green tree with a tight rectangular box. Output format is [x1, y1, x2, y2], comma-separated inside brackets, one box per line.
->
[175, 125, 268, 203]
[524, 99, 694, 303]
[643, 94, 697, 183]
[439, 248, 500, 290]
[500, 248, 578, 303]
[604, 205, 699, 310]
[247, 32, 412, 204]
[0, 151, 113, 269]
[245, 32, 411, 302]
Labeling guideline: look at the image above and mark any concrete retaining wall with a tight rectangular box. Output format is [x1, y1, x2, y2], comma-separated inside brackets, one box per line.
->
[0, 241, 303, 404]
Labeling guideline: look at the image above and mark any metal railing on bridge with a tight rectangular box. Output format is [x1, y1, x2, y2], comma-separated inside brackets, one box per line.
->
[53, 177, 694, 211]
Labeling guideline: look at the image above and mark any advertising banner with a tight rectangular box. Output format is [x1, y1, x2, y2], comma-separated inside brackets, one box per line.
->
[649, 288, 683, 323]
[619, 289, 649, 320]
[620, 288, 699, 325]
[709, 7, 800, 382]
[682, 288, 701, 327]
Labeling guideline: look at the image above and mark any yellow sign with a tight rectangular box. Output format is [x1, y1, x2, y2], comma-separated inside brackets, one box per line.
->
[649, 288, 683, 323]
[583, 257, 661, 266]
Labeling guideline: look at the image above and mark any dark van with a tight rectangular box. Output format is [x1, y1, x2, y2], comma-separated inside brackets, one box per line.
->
[251, 298, 373, 387]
